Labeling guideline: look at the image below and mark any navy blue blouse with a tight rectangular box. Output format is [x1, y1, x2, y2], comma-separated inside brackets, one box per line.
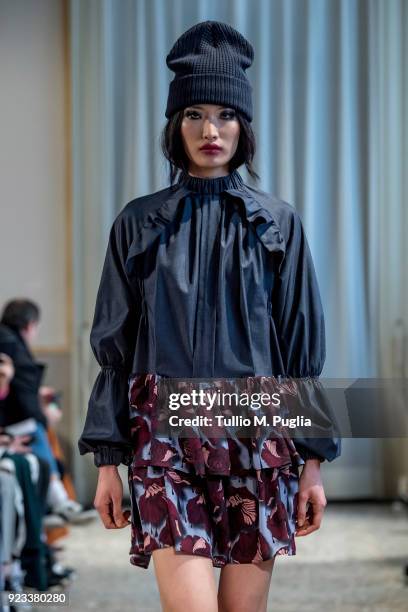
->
[78, 168, 341, 467]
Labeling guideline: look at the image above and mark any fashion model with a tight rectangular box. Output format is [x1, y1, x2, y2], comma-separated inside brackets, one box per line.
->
[78, 20, 340, 612]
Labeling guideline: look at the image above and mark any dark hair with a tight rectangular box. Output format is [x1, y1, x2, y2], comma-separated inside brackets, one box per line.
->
[160, 108, 260, 186]
[0, 299, 41, 331]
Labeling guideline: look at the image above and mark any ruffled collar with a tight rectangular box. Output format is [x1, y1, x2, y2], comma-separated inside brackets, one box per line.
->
[176, 168, 244, 195]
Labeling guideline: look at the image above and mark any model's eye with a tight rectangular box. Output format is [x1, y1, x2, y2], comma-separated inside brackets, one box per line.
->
[221, 110, 236, 119]
[185, 110, 200, 119]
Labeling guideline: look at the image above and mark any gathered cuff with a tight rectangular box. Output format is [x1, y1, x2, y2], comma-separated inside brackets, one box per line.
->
[94, 445, 133, 467]
[294, 443, 324, 463]
[276, 375, 341, 462]
[78, 365, 134, 466]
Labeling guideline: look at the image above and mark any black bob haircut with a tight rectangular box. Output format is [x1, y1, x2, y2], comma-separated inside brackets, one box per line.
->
[0, 299, 41, 332]
[160, 108, 260, 186]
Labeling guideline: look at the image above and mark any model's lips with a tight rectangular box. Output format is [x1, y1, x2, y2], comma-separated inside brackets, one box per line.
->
[200, 145, 222, 151]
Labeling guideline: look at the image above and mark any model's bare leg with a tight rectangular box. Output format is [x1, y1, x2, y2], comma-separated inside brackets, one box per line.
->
[152, 547, 218, 612]
[217, 557, 275, 612]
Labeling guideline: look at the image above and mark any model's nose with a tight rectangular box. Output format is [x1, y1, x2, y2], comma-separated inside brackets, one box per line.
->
[202, 119, 219, 138]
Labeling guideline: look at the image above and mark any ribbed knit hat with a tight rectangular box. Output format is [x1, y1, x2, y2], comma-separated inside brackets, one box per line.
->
[165, 20, 254, 122]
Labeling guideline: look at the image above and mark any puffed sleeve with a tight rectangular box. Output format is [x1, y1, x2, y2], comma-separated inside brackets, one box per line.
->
[272, 207, 341, 462]
[77, 213, 140, 467]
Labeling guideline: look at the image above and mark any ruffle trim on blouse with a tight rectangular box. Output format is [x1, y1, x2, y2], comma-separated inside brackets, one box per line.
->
[124, 185, 188, 276]
[127, 373, 305, 477]
[124, 182, 286, 277]
[223, 189, 285, 255]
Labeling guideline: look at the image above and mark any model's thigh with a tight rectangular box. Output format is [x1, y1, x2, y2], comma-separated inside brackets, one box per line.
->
[152, 547, 218, 612]
[217, 558, 275, 612]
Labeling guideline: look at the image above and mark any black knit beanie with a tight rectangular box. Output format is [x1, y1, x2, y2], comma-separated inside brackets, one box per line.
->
[165, 20, 254, 122]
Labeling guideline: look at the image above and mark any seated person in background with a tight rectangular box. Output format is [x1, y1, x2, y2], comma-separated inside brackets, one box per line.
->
[0, 298, 94, 523]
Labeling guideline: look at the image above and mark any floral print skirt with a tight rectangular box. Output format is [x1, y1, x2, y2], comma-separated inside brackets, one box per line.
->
[127, 373, 303, 569]
[128, 459, 301, 569]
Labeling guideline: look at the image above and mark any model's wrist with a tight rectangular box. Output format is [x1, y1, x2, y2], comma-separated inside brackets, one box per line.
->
[303, 458, 321, 468]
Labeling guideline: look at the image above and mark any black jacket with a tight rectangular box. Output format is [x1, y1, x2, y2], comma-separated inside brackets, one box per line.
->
[0, 323, 47, 429]
[78, 169, 341, 467]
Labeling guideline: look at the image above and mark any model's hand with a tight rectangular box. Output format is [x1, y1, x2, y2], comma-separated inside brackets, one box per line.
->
[295, 459, 327, 537]
[94, 466, 131, 529]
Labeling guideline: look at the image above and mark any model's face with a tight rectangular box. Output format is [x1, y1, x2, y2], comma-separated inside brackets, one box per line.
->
[180, 104, 240, 177]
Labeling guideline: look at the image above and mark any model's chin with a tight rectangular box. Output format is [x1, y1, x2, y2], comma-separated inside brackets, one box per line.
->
[195, 154, 227, 166]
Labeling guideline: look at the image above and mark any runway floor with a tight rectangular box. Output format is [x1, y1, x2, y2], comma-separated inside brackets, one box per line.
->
[38, 501, 408, 612]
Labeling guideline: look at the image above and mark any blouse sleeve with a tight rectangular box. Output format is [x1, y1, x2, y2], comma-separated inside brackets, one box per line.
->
[272, 207, 341, 463]
[77, 214, 140, 467]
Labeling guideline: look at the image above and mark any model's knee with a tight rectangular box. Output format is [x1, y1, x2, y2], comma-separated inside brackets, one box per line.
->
[160, 593, 217, 612]
[159, 578, 218, 612]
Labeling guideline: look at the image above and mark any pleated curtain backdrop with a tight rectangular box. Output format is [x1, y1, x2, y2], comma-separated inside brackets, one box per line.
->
[69, 0, 407, 499]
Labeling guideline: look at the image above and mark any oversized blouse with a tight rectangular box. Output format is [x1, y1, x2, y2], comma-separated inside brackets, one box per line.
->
[78, 168, 341, 468]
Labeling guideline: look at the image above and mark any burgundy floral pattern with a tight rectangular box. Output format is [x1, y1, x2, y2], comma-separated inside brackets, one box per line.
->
[127, 373, 303, 569]
[128, 462, 300, 569]
[128, 373, 305, 476]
